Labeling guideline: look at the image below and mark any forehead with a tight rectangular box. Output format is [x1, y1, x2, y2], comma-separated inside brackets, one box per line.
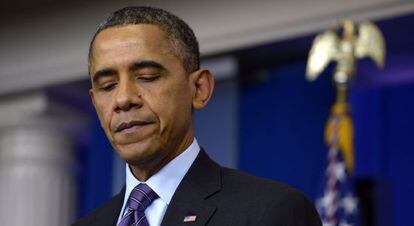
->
[96, 24, 167, 45]
[90, 24, 177, 68]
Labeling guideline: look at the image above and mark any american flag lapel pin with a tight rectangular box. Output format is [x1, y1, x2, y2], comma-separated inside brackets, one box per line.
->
[183, 215, 197, 223]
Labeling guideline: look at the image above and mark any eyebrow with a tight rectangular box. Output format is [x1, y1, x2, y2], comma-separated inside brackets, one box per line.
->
[129, 60, 167, 73]
[92, 68, 117, 84]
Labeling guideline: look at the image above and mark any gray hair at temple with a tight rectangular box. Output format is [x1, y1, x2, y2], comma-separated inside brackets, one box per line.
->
[88, 6, 200, 74]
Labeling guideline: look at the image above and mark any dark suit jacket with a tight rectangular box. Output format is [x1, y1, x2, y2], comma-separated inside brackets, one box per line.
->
[72, 150, 322, 226]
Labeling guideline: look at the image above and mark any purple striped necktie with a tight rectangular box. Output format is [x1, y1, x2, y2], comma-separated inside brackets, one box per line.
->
[118, 183, 159, 226]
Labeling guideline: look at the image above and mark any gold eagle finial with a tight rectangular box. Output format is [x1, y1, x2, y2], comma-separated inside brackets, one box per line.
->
[306, 20, 386, 84]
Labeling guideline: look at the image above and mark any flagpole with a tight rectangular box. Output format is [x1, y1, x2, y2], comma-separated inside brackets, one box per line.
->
[306, 19, 386, 226]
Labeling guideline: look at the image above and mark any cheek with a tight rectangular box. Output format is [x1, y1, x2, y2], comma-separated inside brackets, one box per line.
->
[95, 99, 113, 130]
[155, 84, 192, 125]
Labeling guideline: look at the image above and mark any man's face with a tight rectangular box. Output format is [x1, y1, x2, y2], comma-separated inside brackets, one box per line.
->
[89, 24, 196, 167]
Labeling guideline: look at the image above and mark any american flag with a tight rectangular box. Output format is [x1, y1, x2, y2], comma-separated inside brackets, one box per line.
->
[316, 105, 360, 226]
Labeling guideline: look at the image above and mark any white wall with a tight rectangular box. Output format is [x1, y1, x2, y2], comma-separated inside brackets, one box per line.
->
[1, 0, 413, 95]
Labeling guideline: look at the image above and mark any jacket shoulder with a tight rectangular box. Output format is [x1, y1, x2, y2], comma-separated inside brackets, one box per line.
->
[71, 191, 124, 226]
[220, 167, 304, 198]
[218, 167, 322, 225]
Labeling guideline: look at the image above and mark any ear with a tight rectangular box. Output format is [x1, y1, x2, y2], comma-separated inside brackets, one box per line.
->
[89, 88, 97, 109]
[89, 88, 106, 129]
[190, 69, 215, 110]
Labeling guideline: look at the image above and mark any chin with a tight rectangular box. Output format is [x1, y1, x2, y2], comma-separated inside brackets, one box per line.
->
[115, 141, 161, 166]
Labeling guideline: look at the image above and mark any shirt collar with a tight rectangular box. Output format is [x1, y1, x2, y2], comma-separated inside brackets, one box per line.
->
[124, 138, 200, 205]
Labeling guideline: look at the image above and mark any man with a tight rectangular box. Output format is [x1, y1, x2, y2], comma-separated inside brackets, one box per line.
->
[73, 6, 322, 226]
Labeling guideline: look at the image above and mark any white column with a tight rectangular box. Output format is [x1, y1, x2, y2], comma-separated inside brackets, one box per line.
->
[0, 92, 78, 226]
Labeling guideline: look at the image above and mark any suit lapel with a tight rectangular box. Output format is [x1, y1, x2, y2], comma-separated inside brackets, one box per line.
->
[94, 187, 125, 226]
[161, 150, 221, 226]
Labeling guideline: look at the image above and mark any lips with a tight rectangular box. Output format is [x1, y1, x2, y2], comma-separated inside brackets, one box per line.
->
[115, 121, 152, 133]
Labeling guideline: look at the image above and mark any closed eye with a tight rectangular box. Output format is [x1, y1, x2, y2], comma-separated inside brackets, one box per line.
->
[99, 83, 117, 91]
[137, 76, 160, 82]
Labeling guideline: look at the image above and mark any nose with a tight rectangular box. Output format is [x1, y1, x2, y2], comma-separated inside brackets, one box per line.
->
[114, 79, 142, 112]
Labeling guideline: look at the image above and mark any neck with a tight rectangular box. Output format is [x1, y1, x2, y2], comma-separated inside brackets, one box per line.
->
[130, 131, 194, 181]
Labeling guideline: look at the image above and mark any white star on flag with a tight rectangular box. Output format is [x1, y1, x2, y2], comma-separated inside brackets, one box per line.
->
[317, 189, 339, 216]
[322, 220, 335, 226]
[341, 193, 358, 214]
[339, 220, 353, 226]
[328, 162, 346, 182]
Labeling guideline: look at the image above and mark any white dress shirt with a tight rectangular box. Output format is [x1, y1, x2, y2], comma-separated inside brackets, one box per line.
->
[116, 138, 200, 226]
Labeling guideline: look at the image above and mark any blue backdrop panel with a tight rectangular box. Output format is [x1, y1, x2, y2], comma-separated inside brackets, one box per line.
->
[352, 88, 386, 179]
[77, 114, 114, 217]
[239, 61, 333, 199]
[384, 83, 414, 226]
[353, 82, 414, 226]
[195, 80, 239, 168]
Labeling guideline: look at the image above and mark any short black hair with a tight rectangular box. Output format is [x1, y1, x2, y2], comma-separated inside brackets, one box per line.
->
[88, 6, 200, 74]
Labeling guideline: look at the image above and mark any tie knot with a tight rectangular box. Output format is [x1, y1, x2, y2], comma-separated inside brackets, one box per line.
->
[128, 183, 158, 212]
